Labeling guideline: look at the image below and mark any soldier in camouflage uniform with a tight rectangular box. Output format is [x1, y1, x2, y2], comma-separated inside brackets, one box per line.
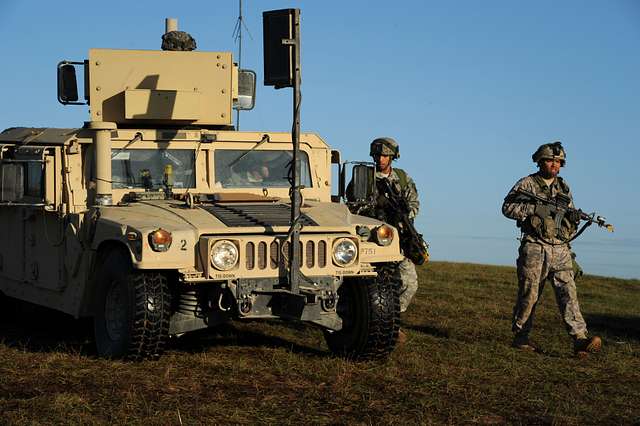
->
[369, 138, 420, 315]
[502, 142, 601, 357]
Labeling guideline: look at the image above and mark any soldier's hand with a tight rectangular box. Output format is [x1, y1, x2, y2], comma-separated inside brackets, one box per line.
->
[567, 209, 581, 224]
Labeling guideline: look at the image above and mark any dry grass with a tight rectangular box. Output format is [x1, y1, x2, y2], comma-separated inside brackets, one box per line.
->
[1, 261, 639, 425]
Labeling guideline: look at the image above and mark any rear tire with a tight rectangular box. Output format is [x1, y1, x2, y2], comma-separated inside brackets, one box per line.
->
[325, 265, 400, 360]
[93, 249, 171, 360]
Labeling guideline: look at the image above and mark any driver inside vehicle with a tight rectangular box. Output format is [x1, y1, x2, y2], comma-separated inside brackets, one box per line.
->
[227, 159, 271, 186]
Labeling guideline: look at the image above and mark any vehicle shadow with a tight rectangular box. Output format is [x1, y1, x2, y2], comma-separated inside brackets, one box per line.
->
[0, 300, 330, 357]
[0, 296, 345, 360]
[0, 297, 95, 355]
[170, 322, 330, 358]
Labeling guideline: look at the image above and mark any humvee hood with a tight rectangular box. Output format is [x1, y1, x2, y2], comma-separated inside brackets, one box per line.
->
[97, 199, 386, 234]
[301, 200, 388, 229]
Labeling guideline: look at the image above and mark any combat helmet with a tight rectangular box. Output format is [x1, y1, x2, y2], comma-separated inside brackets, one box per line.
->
[161, 31, 197, 51]
[370, 137, 400, 159]
[532, 141, 566, 165]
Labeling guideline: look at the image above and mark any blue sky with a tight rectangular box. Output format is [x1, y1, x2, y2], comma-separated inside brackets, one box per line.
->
[1, 1, 639, 278]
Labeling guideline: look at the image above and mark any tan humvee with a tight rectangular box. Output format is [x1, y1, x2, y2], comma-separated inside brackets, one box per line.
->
[0, 18, 404, 360]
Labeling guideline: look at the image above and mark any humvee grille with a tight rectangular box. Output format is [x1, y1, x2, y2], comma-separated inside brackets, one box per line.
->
[318, 241, 327, 267]
[246, 242, 255, 269]
[245, 238, 328, 271]
[270, 241, 278, 269]
[258, 242, 268, 269]
[305, 241, 314, 268]
[202, 204, 318, 227]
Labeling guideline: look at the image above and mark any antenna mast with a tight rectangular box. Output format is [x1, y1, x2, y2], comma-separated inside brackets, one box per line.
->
[234, 0, 244, 130]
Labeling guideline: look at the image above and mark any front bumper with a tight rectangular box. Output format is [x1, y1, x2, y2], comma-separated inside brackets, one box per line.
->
[232, 275, 342, 330]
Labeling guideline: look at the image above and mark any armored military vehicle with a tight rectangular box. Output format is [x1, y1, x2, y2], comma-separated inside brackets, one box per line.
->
[0, 13, 404, 360]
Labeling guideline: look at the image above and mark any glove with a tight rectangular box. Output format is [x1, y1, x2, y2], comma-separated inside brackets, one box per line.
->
[567, 209, 581, 224]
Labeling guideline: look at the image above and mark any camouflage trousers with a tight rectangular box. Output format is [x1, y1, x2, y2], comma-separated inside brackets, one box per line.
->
[398, 258, 418, 313]
[512, 241, 588, 338]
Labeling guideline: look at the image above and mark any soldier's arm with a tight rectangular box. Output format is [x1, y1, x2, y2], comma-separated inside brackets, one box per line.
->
[563, 183, 582, 224]
[565, 184, 575, 209]
[403, 175, 420, 219]
[502, 177, 535, 221]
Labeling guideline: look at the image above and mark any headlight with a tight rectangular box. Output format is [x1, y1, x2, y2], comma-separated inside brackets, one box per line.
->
[210, 240, 239, 271]
[148, 228, 172, 252]
[332, 238, 358, 267]
[373, 225, 394, 246]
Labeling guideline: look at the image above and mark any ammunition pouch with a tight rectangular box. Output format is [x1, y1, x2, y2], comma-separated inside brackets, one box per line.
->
[534, 203, 552, 219]
[542, 216, 558, 239]
[525, 214, 557, 240]
[558, 217, 578, 241]
[526, 204, 577, 242]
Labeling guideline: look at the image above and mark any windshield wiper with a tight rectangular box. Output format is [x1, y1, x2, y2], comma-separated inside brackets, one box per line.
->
[111, 132, 143, 159]
[228, 134, 270, 168]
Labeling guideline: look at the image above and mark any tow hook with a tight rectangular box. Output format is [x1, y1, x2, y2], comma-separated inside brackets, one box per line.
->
[239, 297, 252, 314]
[321, 292, 336, 311]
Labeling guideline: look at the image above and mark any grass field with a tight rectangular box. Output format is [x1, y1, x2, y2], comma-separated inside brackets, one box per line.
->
[1, 261, 639, 425]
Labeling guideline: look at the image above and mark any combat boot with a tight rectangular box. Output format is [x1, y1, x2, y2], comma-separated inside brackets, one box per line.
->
[573, 335, 602, 358]
[511, 333, 538, 352]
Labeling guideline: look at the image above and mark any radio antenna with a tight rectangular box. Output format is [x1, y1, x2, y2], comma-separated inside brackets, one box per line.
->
[233, 0, 252, 130]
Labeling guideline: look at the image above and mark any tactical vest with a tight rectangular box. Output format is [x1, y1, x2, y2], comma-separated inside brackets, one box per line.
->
[526, 174, 576, 241]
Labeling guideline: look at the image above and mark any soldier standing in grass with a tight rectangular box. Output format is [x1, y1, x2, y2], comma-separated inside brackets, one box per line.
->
[368, 138, 420, 342]
[502, 142, 601, 357]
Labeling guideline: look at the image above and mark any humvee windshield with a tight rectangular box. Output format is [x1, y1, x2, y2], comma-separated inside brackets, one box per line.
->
[215, 150, 312, 188]
[111, 149, 195, 189]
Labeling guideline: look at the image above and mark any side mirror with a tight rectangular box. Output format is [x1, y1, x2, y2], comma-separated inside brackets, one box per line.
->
[331, 150, 341, 164]
[0, 163, 24, 202]
[331, 150, 343, 202]
[234, 69, 256, 110]
[350, 164, 375, 200]
[57, 61, 86, 105]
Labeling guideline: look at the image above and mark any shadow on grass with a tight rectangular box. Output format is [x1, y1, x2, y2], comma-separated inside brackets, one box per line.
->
[171, 322, 329, 357]
[0, 295, 328, 358]
[403, 323, 450, 339]
[585, 313, 640, 342]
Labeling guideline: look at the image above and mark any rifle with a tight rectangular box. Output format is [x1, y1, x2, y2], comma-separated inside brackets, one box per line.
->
[506, 188, 614, 241]
[376, 178, 430, 265]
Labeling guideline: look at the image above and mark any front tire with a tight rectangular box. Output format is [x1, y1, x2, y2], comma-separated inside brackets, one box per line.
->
[93, 249, 171, 360]
[324, 266, 400, 360]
